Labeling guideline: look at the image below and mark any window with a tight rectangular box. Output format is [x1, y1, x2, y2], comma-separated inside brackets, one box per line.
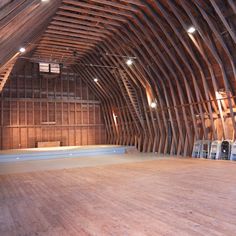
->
[50, 63, 60, 74]
[39, 63, 49, 73]
[39, 63, 60, 74]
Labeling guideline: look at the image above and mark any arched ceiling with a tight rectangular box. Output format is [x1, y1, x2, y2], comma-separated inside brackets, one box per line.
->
[0, 0, 236, 155]
[0, 0, 62, 88]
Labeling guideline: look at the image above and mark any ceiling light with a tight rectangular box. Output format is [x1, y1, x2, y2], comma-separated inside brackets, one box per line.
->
[187, 26, 196, 34]
[94, 78, 98, 83]
[19, 47, 26, 53]
[150, 102, 157, 108]
[126, 59, 133, 66]
[41, 0, 49, 2]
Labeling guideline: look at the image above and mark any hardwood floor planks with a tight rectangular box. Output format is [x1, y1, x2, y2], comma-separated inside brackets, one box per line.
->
[0, 159, 236, 235]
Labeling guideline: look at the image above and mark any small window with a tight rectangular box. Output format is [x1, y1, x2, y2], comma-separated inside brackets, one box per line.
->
[50, 63, 60, 74]
[39, 63, 60, 74]
[39, 63, 50, 73]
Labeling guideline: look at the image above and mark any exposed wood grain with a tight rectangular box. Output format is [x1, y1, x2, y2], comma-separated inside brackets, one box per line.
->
[0, 158, 236, 235]
[0, 0, 236, 155]
[0, 62, 106, 149]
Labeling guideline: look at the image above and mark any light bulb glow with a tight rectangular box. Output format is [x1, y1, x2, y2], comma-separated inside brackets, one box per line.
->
[94, 78, 98, 83]
[187, 26, 196, 34]
[126, 59, 133, 66]
[19, 47, 26, 53]
[150, 102, 157, 108]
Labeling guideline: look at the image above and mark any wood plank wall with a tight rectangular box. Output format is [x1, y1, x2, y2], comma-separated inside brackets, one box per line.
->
[0, 61, 106, 150]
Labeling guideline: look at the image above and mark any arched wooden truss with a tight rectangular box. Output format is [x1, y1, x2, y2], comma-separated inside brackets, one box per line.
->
[0, 0, 235, 155]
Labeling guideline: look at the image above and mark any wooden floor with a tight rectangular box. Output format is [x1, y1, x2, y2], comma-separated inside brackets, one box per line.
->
[1, 158, 236, 236]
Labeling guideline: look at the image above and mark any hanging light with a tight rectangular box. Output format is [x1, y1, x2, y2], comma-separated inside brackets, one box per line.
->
[187, 26, 196, 34]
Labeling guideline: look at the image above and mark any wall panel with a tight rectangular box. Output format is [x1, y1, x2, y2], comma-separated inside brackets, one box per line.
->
[0, 62, 106, 149]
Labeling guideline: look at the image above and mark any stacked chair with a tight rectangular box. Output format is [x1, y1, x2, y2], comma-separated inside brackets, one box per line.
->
[192, 140, 234, 161]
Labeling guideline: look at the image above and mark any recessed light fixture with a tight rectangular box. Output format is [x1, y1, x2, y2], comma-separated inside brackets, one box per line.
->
[126, 59, 133, 66]
[19, 47, 26, 53]
[94, 78, 98, 83]
[187, 26, 196, 34]
[150, 102, 157, 108]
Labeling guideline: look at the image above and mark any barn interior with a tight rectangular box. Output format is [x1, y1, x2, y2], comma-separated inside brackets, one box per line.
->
[0, 0, 236, 235]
